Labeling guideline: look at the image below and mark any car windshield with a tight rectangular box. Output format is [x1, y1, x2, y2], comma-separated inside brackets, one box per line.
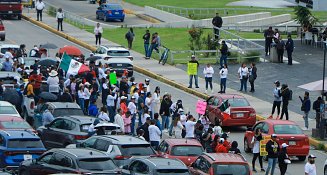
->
[0, 48, 19, 54]
[227, 98, 250, 107]
[78, 158, 117, 171]
[52, 108, 84, 117]
[171, 146, 204, 156]
[107, 50, 130, 57]
[273, 124, 303, 134]
[118, 144, 155, 156]
[7, 139, 44, 148]
[213, 164, 250, 175]
[107, 5, 123, 10]
[0, 106, 17, 114]
[80, 124, 92, 133]
[156, 169, 189, 175]
[1, 121, 31, 129]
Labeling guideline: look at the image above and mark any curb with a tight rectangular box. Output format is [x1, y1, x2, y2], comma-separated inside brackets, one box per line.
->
[124, 9, 134, 15]
[135, 14, 161, 23]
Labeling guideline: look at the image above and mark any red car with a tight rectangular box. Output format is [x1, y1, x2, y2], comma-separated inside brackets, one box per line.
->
[206, 94, 256, 127]
[0, 19, 4, 41]
[243, 119, 309, 161]
[189, 153, 251, 175]
[0, 116, 35, 132]
[157, 139, 204, 166]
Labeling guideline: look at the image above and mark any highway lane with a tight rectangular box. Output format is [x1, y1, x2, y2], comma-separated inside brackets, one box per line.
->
[3, 19, 327, 175]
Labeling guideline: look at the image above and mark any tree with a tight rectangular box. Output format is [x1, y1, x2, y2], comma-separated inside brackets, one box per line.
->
[294, 6, 318, 27]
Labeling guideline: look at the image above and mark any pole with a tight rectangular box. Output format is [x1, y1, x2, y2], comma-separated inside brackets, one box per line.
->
[320, 41, 327, 139]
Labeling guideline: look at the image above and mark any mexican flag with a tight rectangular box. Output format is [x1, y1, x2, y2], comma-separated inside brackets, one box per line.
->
[59, 53, 89, 75]
[220, 100, 231, 121]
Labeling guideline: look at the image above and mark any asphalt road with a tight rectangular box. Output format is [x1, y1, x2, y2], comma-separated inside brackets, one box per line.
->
[2, 19, 327, 175]
[44, 0, 152, 26]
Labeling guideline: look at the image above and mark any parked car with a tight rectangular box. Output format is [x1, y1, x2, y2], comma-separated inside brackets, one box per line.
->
[96, 3, 125, 22]
[44, 102, 84, 118]
[73, 135, 156, 167]
[18, 148, 121, 175]
[122, 157, 190, 175]
[0, 130, 46, 170]
[324, 158, 327, 175]
[0, 71, 22, 89]
[0, 20, 5, 41]
[93, 45, 133, 60]
[158, 139, 204, 166]
[188, 153, 251, 175]
[206, 94, 256, 127]
[0, 44, 19, 58]
[98, 57, 133, 77]
[0, 116, 34, 133]
[244, 119, 309, 161]
[37, 116, 95, 149]
[0, 101, 21, 118]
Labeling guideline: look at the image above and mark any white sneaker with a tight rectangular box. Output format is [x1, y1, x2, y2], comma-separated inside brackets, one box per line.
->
[211, 90, 214, 94]
[205, 90, 207, 94]
[302, 127, 308, 130]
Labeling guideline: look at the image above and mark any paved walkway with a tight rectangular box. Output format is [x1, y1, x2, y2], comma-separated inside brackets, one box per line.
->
[22, 11, 323, 144]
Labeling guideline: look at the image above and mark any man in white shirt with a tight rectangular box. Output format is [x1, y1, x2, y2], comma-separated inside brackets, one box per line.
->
[128, 96, 137, 135]
[4, 48, 13, 60]
[304, 154, 316, 175]
[145, 78, 151, 93]
[148, 119, 161, 150]
[114, 109, 124, 134]
[35, 0, 45, 21]
[185, 115, 197, 138]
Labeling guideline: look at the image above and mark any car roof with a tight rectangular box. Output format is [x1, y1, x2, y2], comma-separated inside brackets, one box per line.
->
[46, 102, 81, 109]
[211, 94, 245, 99]
[101, 45, 128, 51]
[0, 130, 39, 139]
[104, 57, 133, 64]
[0, 101, 15, 107]
[203, 153, 247, 164]
[96, 135, 149, 145]
[103, 3, 123, 7]
[0, 116, 24, 121]
[164, 138, 202, 146]
[142, 157, 187, 169]
[0, 71, 22, 79]
[261, 119, 297, 125]
[0, 44, 19, 48]
[57, 116, 95, 124]
[57, 148, 109, 159]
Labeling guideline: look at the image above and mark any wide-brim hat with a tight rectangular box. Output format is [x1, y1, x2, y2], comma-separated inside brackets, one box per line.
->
[49, 70, 58, 77]
[84, 82, 91, 86]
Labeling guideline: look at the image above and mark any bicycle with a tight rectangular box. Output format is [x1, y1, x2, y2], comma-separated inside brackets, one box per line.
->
[158, 45, 169, 65]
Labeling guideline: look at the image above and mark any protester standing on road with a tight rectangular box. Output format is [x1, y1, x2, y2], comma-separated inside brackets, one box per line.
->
[280, 84, 291, 120]
[249, 63, 257, 93]
[219, 64, 228, 93]
[264, 26, 274, 56]
[94, 23, 103, 46]
[219, 40, 228, 69]
[276, 36, 285, 63]
[251, 128, 265, 172]
[278, 143, 290, 175]
[285, 34, 294, 65]
[299, 91, 311, 130]
[212, 13, 223, 40]
[114, 109, 124, 134]
[160, 93, 172, 131]
[123, 111, 131, 135]
[203, 63, 214, 94]
[313, 97, 324, 128]
[128, 96, 137, 135]
[153, 86, 161, 115]
[56, 8, 64, 31]
[35, 0, 45, 21]
[107, 89, 117, 122]
[172, 116, 184, 138]
[149, 119, 161, 150]
[125, 28, 135, 50]
[304, 155, 317, 175]
[238, 63, 249, 92]
[42, 106, 54, 126]
[188, 55, 199, 88]
[269, 81, 282, 119]
[185, 115, 197, 139]
[143, 30, 150, 58]
[265, 134, 280, 175]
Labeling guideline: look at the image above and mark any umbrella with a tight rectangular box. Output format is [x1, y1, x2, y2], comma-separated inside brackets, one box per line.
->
[298, 79, 327, 91]
[3, 89, 21, 106]
[38, 92, 58, 101]
[36, 58, 58, 67]
[59, 46, 82, 56]
[95, 122, 120, 130]
[40, 43, 58, 49]
[86, 56, 102, 62]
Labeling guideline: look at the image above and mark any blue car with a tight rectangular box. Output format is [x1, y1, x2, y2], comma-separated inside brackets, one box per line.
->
[96, 3, 125, 22]
[0, 130, 46, 170]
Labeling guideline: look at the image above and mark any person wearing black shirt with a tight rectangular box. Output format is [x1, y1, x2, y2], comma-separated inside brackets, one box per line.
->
[143, 30, 150, 57]
[59, 88, 73, 102]
[313, 97, 324, 128]
[276, 37, 285, 63]
[188, 55, 199, 88]
[285, 35, 294, 65]
[280, 84, 291, 120]
[265, 134, 280, 175]
[228, 141, 241, 154]
[119, 76, 129, 96]
[278, 143, 290, 175]
[219, 40, 228, 69]
[137, 117, 151, 142]
[264, 27, 274, 56]
[212, 13, 223, 40]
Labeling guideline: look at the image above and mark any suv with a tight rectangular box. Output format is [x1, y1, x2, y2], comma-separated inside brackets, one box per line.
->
[93, 45, 133, 60]
[98, 57, 133, 77]
[0, 101, 20, 118]
[0, 20, 5, 41]
[37, 116, 95, 149]
[19, 148, 121, 175]
[75, 135, 156, 167]
[189, 153, 251, 175]
[45, 102, 84, 118]
[0, 130, 46, 170]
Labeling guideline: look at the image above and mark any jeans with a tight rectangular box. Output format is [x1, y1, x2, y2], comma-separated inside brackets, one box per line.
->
[220, 78, 226, 93]
[169, 114, 176, 136]
[150, 141, 159, 150]
[95, 33, 102, 45]
[265, 158, 277, 175]
[131, 113, 136, 135]
[144, 43, 149, 56]
[205, 77, 213, 90]
[265, 39, 272, 55]
[138, 109, 144, 125]
[240, 78, 247, 91]
[36, 9, 43, 21]
[277, 49, 284, 63]
[189, 75, 199, 88]
[161, 115, 169, 130]
[287, 50, 292, 65]
[57, 18, 63, 31]
[271, 101, 281, 116]
[220, 54, 227, 68]
[127, 40, 133, 50]
[79, 98, 84, 112]
[147, 44, 158, 58]
[304, 112, 309, 128]
[107, 106, 115, 122]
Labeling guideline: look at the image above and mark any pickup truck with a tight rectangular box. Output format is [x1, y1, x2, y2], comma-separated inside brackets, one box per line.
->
[0, 0, 23, 20]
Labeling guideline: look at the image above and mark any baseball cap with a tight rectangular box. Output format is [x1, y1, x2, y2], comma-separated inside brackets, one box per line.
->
[145, 78, 150, 82]
[131, 96, 136, 99]
[308, 154, 316, 159]
[272, 134, 277, 138]
[274, 80, 280, 84]
[191, 55, 196, 58]
[140, 91, 145, 94]
[281, 143, 289, 148]
[121, 96, 127, 100]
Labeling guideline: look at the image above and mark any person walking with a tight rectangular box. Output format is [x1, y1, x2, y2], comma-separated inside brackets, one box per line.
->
[304, 155, 317, 175]
[269, 81, 282, 119]
[148, 119, 161, 150]
[125, 28, 135, 50]
[313, 97, 324, 128]
[264, 26, 274, 56]
[203, 63, 214, 94]
[276, 36, 285, 63]
[94, 23, 103, 46]
[280, 84, 291, 120]
[251, 128, 265, 172]
[35, 0, 45, 21]
[249, 63, 257, 92]
[278, 143, 291, 175]
[237, 63, 249, 92]
[285, 34, 294, 65]
[212, 13, 223, 40]
[265, 134, 280, 175]
[188, 55, 199, 88]
[219, 64, 228, 93]
[56, 8, 64, 31]
[219, 40, 228, 69]
[143, 29, 150, 58]
[299, 91, 311, 130]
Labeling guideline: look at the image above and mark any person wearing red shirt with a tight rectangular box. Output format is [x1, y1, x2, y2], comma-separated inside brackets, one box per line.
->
[120, 96, 128, 115]
[28, 70, 42, 96]
[215, 138, 228, 153]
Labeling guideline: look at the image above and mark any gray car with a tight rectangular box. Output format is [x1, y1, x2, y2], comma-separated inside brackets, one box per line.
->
[75, 135, 156, 167]
[45, 102, 84, 118]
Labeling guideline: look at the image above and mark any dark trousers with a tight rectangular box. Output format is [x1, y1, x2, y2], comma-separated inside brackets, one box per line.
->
[205, 77, 212, 90]
[249, 79, 255, 92]
[316, 112, 321, 128]
[36, 9, 43, 21]
[150, 141, 159, 150]
[277, 49, 284, 63]
[280, 101, 289, 120]
[57, 18, 63, 31]
[127, 40, 133, 50]
[213, 28, 220, 39]
[265, 40, 272, 55]
[220, 78, 226, 93]
[279, 163, 287, 175]
[220, 54, 227, 68]
[95, 33, 102, 45]
[84, 99, 90, 114]
[240, 78, 247, 91]
[144, 43, 149, 56]
[287, 50, 293, 65]
[272, 101, 281, 116]
[252, 153, 263, 169]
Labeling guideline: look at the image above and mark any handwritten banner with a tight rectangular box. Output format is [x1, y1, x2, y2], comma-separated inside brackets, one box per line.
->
[196, 100, 207, 115]
[187, 62, 198, 75]
[260, 135, 271, 156]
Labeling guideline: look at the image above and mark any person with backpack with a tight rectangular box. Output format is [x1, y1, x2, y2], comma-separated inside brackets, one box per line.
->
[280, 84, 291, 120]
[269, 81, 282, 119]
[219, 40, 228, 69]
[125, 28, 135, 50]
[299, 91, 311, 130]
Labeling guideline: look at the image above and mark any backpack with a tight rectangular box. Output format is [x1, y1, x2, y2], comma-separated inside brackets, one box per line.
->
[23, 83, 30, 95]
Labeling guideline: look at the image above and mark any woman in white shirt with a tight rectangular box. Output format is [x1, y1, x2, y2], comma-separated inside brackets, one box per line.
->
[145, 92, 154, 118]
[251, 128, 265, 172]
[56, 8, 64, 31]
[152, 86, 161, 115]
[203, 64, 214, 94]
[173, 116, 184, 138]
[83, 82, 91, 113]
[94, 23, 103, 45]
[77, 84, 85, 113]
[47, 70, 59, 94]
[98, 107, 110, 122]
[237, 63, 249, 92]
[219, 64, 228, 93]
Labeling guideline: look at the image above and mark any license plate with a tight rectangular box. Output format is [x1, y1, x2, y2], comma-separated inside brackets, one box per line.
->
[115, 12, 119, 14]
[116, 64, 122, 66]
[289, 141, 296, 145]
[236, 113, 244, 117]
[24, 154, 32, 160]
[8, 11, 12, 14]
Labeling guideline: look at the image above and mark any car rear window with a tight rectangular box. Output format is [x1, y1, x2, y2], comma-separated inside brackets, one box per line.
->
[0, 106, 17, 114]
[107, 50, 130, 57]
[52, 108, 84, 117]
[227, 98, 250, 107]
[156, 169, 189, 175]
[78, 158, 117, 171]
[80, 124, 92, 133]
[107, 5, 123, 10]
[7, 139, 44, 148]
[273, 124, 303, 134]
[0, 48, 19, 54]
[171, 146, 204, 156]
[1, 121, 31, 129]
[118, 144, 155, 156]
[214, 164, 250, 175]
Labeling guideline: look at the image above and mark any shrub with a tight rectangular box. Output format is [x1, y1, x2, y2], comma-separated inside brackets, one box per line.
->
[188, 26, 203, 51]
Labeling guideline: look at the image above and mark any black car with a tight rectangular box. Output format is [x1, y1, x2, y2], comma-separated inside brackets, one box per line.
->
[18, 148, 121, 175]
[37, 116, 95, 149]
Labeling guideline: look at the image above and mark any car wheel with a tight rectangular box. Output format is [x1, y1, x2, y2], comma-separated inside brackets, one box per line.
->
[324, 165, 327, 175]
[244, 139, 251, 153]
[298, 156, 306, 161]
[96, 14, 99, 20]
[104, 15, 108, 22]
[17, 15, 21, 20]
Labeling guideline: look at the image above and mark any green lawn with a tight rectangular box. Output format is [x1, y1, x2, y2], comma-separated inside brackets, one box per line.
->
[124, 0, 237, 8]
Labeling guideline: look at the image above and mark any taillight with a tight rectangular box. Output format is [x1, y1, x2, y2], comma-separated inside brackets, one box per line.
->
[249, 112, 256, 117]
[122, 10, 125, 14]
[108, 10, 112, 14]
[74, 135, 88, 140]
[30, 101, 35, 109]
[114, 155, 131, 160]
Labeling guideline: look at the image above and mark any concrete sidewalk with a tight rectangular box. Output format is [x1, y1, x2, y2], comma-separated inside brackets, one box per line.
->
[22, 11, 327, 148]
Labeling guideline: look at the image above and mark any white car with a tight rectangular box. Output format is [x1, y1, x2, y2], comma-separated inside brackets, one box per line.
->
[93, 45, 133, 60]
[0, 44, 19, 58]
[0, 101, 21, 118]
[97, 57, 133, 77]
